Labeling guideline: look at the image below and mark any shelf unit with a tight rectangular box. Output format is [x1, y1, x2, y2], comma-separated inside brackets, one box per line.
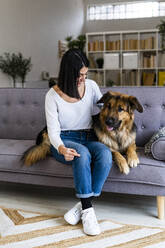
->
[86, 29, 165, 87]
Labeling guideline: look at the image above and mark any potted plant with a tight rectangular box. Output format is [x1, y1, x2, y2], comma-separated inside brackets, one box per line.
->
[16, 52, 32, 88]
[157, 20, 165, 51]
[77, 35, 86, 51]
[106, 79, 115, 87]
[65, 35, 86, 52]
[0, 52, 32, 87]
[0, 53, 18, 87]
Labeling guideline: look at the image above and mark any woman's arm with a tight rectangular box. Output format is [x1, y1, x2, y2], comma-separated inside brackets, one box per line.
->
[45, 92, 64, 151]
[45, 92, 80, 161]
[58, 145, 80, 161]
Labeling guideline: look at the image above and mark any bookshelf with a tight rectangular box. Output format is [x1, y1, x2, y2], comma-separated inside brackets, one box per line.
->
[86, 29, 165, 87]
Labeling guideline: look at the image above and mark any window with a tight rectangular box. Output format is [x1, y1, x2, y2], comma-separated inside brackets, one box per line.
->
[87, 1, 165, 20]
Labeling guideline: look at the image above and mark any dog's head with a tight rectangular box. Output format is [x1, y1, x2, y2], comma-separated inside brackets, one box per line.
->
[97, 91, 143, 132]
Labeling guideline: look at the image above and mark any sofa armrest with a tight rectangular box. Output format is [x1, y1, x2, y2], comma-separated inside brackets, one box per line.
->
[151, 137, 165, 161]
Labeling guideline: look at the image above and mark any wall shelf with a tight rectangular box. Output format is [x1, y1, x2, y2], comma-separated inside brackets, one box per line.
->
[86, 29, 165, 87]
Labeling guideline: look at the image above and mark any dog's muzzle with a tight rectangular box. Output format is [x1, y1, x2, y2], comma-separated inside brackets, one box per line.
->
[105, 117, 122, 131]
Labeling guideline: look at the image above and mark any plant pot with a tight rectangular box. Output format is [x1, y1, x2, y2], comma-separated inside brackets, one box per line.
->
[96, 59, 104, 68]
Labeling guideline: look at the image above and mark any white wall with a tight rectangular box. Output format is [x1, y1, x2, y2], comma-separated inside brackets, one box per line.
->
[83, 0, 163, 33]
[1, 0, 164, 87]
[0, 0, 84, 87]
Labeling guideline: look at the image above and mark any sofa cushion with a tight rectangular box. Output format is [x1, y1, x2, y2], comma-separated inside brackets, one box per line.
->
[0, 139, 35, 155]
[0, 139, 73, 177]
[151, 137, 165, 161]
[0, 88, 47, 140]
[144, 127, 165, 155]
[0, 141, 165, 187]
[1, 87, 165, 146]
[107, 147, 165, 187]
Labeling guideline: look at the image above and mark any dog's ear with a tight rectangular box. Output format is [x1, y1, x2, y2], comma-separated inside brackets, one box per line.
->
[128, 96, 143, 113]
[97, 91, 112, 104]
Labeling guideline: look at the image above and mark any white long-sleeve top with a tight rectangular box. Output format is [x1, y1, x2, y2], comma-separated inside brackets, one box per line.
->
[45, 79, 102, 150]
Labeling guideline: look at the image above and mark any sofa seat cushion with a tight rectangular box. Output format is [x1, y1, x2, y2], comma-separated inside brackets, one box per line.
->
[107, 147, 165, 187]
[0, 140, 165, 187]
[0, 139, 73, 177]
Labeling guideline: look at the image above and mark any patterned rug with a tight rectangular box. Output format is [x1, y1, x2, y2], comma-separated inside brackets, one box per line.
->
[0, 206, 165, 248]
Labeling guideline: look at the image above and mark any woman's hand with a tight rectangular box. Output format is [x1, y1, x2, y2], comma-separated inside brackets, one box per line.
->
[58, 145, 80, 161]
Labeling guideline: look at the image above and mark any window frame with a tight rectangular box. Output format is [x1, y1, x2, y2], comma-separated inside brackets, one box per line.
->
[87, 1, 165, 21]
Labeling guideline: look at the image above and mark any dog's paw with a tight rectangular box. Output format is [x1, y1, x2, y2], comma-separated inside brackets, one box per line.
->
[118, 160, 130, 175]
[122, 165, 130, 175]
[128, 156, 139, 168]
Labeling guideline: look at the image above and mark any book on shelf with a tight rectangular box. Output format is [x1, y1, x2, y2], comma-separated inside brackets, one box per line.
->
[106, 40, 120, 51]
[100, 41, 104, 51]
[106, 40, 110, 50]
[143, 54, 155, 68]
[122, 70, 138, 86]
[142, 72, 155, 85]
[88, 55, 97, 69]
[112, 41, 116, 50]
[95, 40, 99, 51]
[88, 36, 156, 52]
[140, 40, 145, 50]
[130, 39, 138, 50]
[150, 55, 155, 67]
[123, 39, 138, 50]
[123, 40, 129, 50]
[158, 71, 165, 86]
[89, 42, 96, 51]
[116, 40, 120, 50]
[145, 37, 154, 49]
[140, 37, 156, 50]
[158, 54, 165, 67]
[88, 71, 104, 86]
[88, 41, 104, 51]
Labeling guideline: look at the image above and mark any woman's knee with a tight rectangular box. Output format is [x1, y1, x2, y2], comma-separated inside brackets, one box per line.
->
[96, 143, 112, 166]
[75, 145, 91, 164]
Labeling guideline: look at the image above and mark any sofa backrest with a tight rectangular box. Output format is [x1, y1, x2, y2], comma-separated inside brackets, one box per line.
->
[0, 87, 165, 146]
[0, 88, 47, 140]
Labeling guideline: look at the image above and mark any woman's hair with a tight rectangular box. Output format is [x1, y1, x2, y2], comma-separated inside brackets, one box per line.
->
[58, 48, 89, 99]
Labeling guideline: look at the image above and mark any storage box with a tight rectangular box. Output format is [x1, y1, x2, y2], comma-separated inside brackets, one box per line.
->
[104, 53, 119, 69]
[123, 53, 138, 69]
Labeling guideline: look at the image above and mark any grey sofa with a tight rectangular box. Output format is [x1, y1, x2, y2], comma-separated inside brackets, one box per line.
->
[0, 87, 165, 219]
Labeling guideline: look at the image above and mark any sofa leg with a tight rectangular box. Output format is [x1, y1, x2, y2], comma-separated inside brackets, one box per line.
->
[157, 196, 165, 220]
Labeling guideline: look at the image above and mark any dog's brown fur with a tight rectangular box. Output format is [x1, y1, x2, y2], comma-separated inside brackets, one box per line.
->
[22, 128, 51, 166]
[93, 91, 143, 174]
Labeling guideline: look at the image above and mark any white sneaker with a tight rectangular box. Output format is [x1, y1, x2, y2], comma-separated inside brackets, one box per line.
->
[81, 207, 101, 236]
[64, 202, 82, 225]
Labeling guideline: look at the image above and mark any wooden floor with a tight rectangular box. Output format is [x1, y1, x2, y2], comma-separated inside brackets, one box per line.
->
[0, 182, 165, 228]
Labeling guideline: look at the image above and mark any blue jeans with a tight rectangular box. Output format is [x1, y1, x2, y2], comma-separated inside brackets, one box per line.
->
[51, 130, 112, 198]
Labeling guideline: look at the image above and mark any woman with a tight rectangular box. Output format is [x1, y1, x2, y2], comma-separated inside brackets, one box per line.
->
[45, 48, 112, 236]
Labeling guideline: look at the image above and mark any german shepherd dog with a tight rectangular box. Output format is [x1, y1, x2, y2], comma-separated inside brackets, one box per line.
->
[93, 91, 143, 174]
[22, 91, 143, 175]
